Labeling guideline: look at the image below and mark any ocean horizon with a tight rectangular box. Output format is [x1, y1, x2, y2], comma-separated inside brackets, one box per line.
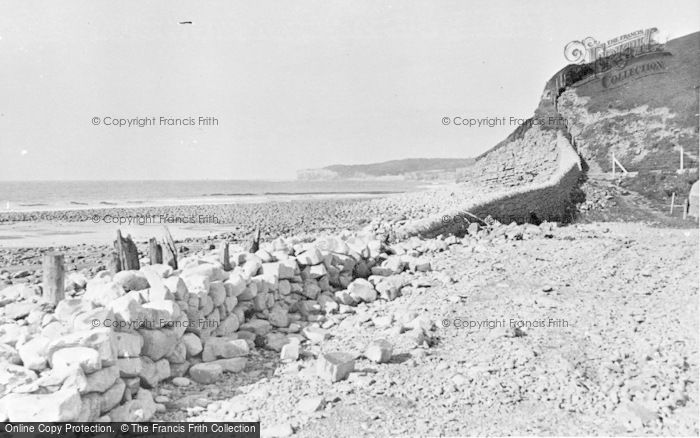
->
[0, 179, 424, 212]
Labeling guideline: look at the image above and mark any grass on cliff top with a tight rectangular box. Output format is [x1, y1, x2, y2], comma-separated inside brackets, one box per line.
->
[576, 32, 700, 132]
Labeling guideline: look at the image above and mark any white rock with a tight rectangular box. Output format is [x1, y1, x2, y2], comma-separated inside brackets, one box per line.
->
[302, 326, 329, 344]
[138, 328, 179, 361]
[2, 388, 81, 421]
[189, 363, 223, 384]
[85, 365, 120, 393]
[114, 332, 143, 358]
[239, 319, 272, 336]
[224, 273, 247, 297]
[348, 278, 377, 303]
[261, 261, 296, 280]
[113, 270, 150, 292]
[109, 388, 157, 422]
[172, 377, 191, 387]
[182, 263, 226, 282]
[181, 333, 203, 357]
[365, 339, 393, 363]
[316, 352, 354, 383]
[298, 396, 324, 413]
[280, 342, 300, 361]
[18, 336, 51, 371]
[51, 347, 101, 373]
[211, 357, 247, 373]
[83, 280, 126, 307]
[100, 378, 126, 414]
[297, 248, 323, 266]
[202, 337, 249, 362]
[164, 276, 188, 300]
[116, 357, 142, 377]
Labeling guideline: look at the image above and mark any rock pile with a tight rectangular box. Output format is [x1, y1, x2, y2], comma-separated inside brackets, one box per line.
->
[0, 226, 442, 422]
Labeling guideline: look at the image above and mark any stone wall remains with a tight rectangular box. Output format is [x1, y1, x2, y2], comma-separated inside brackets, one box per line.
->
[0, 229, 435, 422]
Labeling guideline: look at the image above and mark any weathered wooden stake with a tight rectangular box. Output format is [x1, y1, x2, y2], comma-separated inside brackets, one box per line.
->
[149, 237, 163, 265]
[669, 192, 676, 215]
[161, 226, 178, 269]
[683, 198, 689, 220]
[42, 252, 64, 304]
[108, 251, 121, 273]
[114, 230, 140, 271]
[219, 241, 231, 271]
[248, 228, 261, 253]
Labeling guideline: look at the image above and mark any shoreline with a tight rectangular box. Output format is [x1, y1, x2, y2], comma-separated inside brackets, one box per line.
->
[0, 179, 446, 214]
[0, 191, 400, 214]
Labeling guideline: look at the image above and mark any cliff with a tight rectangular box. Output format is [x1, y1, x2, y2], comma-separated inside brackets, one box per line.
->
[297, 158, 475, 181]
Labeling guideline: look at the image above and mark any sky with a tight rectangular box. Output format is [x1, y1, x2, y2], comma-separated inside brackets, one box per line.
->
[0, 0, 698, 181]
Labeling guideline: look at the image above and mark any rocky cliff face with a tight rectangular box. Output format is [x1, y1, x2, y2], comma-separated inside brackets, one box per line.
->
[461, 32, 699, 204]
[556, 32, 699, 173]
[458, 125, 560, 188]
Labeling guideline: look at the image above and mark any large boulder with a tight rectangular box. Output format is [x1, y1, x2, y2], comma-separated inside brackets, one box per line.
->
[109, 388, 157, 422]
[2, 388, 81, 421]
[83, 279, 126, 307]
[54, 298, 94, 322]
[51, 347, 101, 374]
[138, 328, 179, 361]
[47, 328, 118, 367]
[100, 378, 126, 414]
[202, 337, 249, 362]
[113, 270, 150, 292]
[18, 336, 51, 371]
[114, 332, 143, 358]
[85, 365, 120, 393]
[0, 284, 40, 307]
[316, 352, 355, 383]
[189, 363, 223, 384]
[181, 333, 203, 357]
[347, 278, 377, 303]
[0, 364, 37, 396]
[182, 263, 226, 282]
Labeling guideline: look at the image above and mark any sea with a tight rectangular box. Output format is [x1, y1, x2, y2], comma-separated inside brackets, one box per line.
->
[0, 179, 425, 212]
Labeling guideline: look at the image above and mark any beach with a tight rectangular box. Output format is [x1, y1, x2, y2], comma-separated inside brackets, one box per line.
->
[0, 184, 418, 281]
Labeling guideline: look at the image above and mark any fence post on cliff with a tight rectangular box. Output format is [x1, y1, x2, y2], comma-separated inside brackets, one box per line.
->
[669, 192, 676, 215]
[149, 237, 163, 265]
[42, 252, 64, 305]
[612, 152, 615, 178]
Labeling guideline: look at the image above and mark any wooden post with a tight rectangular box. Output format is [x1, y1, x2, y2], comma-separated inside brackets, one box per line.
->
[612, 152, 615, 178]
[248, 228, 261, 253]
[669, 192, 676, 215]
[161, 226, 178, 270]
[149, 237, 163, 265]
[108, 251, 121, 273]
[680, 146, 684, 172]
[42, 252, 64, 305]
[219, 241, 231, 271]
[683, 198, 688, 220]
[114, 230, 140, 272]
